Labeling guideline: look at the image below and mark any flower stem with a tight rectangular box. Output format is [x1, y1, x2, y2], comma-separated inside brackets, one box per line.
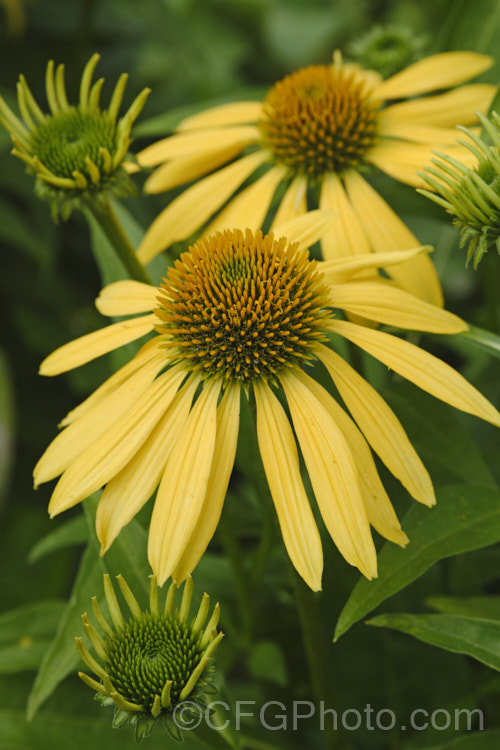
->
[85, 194, 153, 284]
[291, 569, 348, 750]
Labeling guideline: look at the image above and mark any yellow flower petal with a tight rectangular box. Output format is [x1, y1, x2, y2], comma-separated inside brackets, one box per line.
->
[39, 314, 157, 376]
[295, 368, 408, 546]
[273, 209, 338, 253]
[320, 246, 431, 284]
[96, 376, 200, 554]
[204, 165, 287, 235]
[136, 150, 269, 263]
[143, 145, 244, 194]
[177, 101, 263, 131]
[382, 84, 496, 127]
[328, 280, 466, 333]
[148, 380, 221, 586]
[318, 345, 435, 506]
[95, 281, 159, 316]
[34, 344, 168, 485]
[369, 140, 478, 188]
[379, 117, 474, 146]
[270, 175, 307, 229]
[138, 125, 260, 167]
[344, 171, 443, 306]
[172, 383, 241, 582]
[373, 52, 493, 100]
[281, 370, 377, 579]
[47, 365, 186, 516]
[253, 380, 323, 591]
[328, 319, 500, 427]
[319, 173, 370, 260]
[59, 339, 162, 427]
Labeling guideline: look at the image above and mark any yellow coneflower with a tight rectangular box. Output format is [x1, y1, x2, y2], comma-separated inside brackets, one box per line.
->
[34, 213, 500, 591]
[135, 50, 495, 307]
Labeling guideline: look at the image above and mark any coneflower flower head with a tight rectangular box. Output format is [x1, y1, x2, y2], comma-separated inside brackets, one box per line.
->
[0, 53, 150, 219]
[420, 110, 500, 268]
[76, 574, 222, 741]
[348, 25, 427, 79]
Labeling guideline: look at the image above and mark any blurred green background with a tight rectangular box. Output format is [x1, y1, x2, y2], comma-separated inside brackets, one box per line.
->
[1, 1, 500, 748]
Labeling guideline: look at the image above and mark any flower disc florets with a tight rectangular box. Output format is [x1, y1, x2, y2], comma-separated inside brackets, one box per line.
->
[0, 53, 150, 218]
[77, 574, 223, 741]
[258, 61, 379, 176]
[155, 228, 331, 384]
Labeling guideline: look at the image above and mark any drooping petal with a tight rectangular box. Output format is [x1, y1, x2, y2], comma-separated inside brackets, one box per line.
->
[34, 344, 168, 485]
[177, 101, 263, 131]
[143, 145, 244, 193]
[368, 140, 477, 188]
[96, 376, 200, 554]
[320, 246, 430, 284]
[40, 314, 157, 376]
[382, 84, 496, 127]
[318, 345, 435, 506]
[138, 125, 260, 167]
[136, 150, 269, 263]
[270, 175, 307, 228]
[172, 383, 241, 582]
[95, 281, 159, 316]
[328, 280, 466, 333]
[253, 380, 323, 591]
[273, 209, 338, 253]
[295, 368, 408, 546]
[48, 365, 187, 516]
[328, 319, 500, 427]
[372, 52, 493, 100]
[204, 165, 287, 235]
[59, 339, 165, 427]
[344, 171, 443, 306]
[320, 173, 370, 260]
[281, 370, 377, 579]
[148, 380, 221, 586]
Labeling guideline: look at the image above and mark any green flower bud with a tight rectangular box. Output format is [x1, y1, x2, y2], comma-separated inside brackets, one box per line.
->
[349, 25, 427, 78]
[76, 574, 223, 741]
[419, 111, 500, 268]
[0, 54, 150, 220]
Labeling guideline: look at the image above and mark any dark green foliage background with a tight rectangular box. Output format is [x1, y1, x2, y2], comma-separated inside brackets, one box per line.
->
[1, 1, 500, 748]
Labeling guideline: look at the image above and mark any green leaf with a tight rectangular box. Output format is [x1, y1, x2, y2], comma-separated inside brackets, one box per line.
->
[0, 601, 65, 674]
[457, 324, 500, 361]
[0, 709, 206, 750]
[26, 544, 102, 720]
[368, 612, 500, 672]
[27, 516, 88, 564]
[384, 383, 497, 489]
[248, 641, 287, 686]
[85, 207, 128, 287]
[427, 595, 500, 621]
[335, 485, 500, 640]
[403, 729, 500, 749]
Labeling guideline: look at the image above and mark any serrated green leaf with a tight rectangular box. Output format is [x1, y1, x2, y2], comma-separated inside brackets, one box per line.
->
[335, 485, 500, 640]
[427, 595, 500, 621]
[27, 516, 88, 564]
[368, 612, 500, 672]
